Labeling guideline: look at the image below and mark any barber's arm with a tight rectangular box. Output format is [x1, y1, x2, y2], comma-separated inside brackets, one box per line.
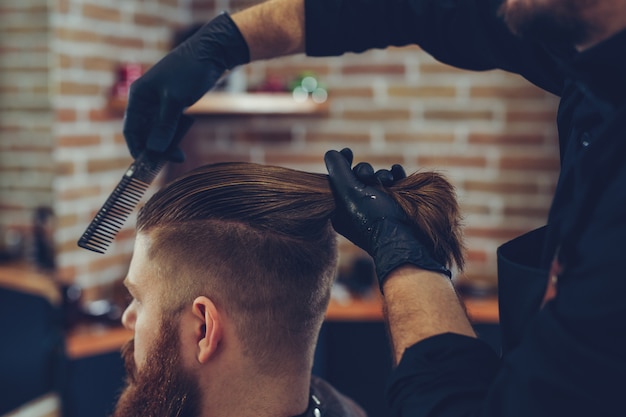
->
[324, 149, 475, 362]
[123, 0, 305, 161]
[382, 266, 475, 363]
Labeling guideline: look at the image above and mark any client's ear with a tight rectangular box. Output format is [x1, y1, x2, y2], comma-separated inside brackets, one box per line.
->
[191, 296, 223, 363]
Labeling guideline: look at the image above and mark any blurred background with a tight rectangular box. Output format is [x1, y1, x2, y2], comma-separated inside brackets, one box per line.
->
[0, 0, 560, 416]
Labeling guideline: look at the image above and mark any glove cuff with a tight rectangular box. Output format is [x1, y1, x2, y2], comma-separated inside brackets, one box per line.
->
[371, 221, 452, 290]
[195, 13, 251, 69]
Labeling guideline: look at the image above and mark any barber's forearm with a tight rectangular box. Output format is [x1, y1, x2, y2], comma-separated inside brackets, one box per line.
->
[231, 0, 305, 60]
[382, 265, 476, 364]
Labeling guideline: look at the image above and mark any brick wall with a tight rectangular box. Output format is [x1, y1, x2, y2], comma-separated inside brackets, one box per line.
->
[51, 0, 191, 294]
[1, 0, 561, 297]
[0, 0, 54, 232]
[182, 1, 561, 288]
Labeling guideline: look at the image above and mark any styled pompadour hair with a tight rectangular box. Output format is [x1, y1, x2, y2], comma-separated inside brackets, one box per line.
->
[136, 161, 463, 374]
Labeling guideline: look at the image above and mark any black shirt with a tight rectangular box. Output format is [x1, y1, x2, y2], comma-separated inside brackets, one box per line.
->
[306, 1, 626, 415]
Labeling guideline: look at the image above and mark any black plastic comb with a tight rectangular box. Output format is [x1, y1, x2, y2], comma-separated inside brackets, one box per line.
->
[77, 151, 165, 254]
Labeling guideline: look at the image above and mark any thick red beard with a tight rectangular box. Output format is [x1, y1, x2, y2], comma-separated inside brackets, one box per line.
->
[111, 318, 201, 417]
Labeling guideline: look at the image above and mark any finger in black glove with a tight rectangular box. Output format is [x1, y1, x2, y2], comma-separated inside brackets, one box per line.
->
[353, 162, 406, 186]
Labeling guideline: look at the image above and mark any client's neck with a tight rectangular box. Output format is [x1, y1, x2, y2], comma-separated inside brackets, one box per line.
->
[200, 357, 312, 417]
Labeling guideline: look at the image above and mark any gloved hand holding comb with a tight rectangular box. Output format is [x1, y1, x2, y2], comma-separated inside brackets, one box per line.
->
[123, 13, 250, 162]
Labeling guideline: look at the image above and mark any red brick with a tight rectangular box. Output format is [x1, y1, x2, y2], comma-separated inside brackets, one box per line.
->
[58, 239, 79, 254]
[465, 226, 529, 241]
[264, 152, 323, 166]
[460, 203, 491, 216]
[58, 54, 73, 68]
[342, 108, 410, 121]
[388, 85, 456, 98]
[7, 144, 52, 152]
[56, 266, 76, 286]
[59, 186, 102, 201]
[56, 108, 77, 122]
[263, 65, 332, 81]
[386, 132, 455, 143]
[231, 130, 293, 143]
[56, 161, 76, 176]
[57, 134, 101, 147]
[503, 206, 550, 218]
[328, 87, 373, 99]
[89, 108, 114, 122]
[465, 249, 489, 263]
[499, 155, 560, 171]
[158, 0, 181, 6]
[470, 85, 547, 100]
[0, 85, 21, 93]
[3, 26, 48, 35]
[59, 81, 101, 96]
[114, 132, 126, 145]
[420, 62, 466, 75]
[57, 0, 70, 14]
[55, 27, 101, 43]
[463, 180, 539, 194]
[87, 157, 133, 173]
[134, 13, 168, 27]
[424, 108, 494, 122]
[57, 213, 79, 228]
[468, 132, 544, 145]
[83, 4, 121, 22]
[416, 155, 488, 168]
[342, 64, 405, 76]
[103, 35, 144, 49]
[83, 56, 115, 72]
[306, 132, 370, 144]
[154, 39, 174, 51]
[506, 109, 556, 123]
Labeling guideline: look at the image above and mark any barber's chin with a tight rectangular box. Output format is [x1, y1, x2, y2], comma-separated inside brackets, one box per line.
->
[498, 0, 590, 46]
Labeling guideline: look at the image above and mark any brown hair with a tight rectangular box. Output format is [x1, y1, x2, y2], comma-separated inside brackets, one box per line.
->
[136, 162, 463, 374]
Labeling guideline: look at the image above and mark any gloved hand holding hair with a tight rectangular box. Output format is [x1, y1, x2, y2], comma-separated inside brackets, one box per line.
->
[324, 148, 464, 289]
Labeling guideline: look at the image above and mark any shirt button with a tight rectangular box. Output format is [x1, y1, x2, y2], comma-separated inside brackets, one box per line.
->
[580, 132, 591, 148]
[313, 408, 321, 417]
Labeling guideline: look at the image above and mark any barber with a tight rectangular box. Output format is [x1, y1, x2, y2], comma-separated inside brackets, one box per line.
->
[122, 0, 626, 415]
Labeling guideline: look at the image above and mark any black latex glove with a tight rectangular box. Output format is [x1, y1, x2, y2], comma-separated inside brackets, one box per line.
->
[353, 161, 406, 187]
[325, 148, 451, 289]
[123, 13, 250, 161]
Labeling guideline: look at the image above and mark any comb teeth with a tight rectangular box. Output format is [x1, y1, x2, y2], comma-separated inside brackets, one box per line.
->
[77, 153, 166, 254]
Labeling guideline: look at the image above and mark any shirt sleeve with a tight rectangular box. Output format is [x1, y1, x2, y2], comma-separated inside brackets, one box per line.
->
[387, 265, 626, 417]
[304, 0, 564, 95]
[386, 333, 500, 417]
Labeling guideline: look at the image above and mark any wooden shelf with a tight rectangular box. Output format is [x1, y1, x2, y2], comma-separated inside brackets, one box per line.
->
[65, 294, 498, 359]
[66, 323, 132, 359]
[0, 262, 61, 307]
[108, 92, 329, 117]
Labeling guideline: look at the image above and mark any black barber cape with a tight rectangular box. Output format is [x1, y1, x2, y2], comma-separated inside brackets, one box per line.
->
[305, 0, 626, 416]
